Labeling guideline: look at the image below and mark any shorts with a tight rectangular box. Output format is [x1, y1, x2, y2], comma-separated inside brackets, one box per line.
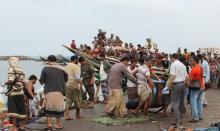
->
[138, 84, 151, 101]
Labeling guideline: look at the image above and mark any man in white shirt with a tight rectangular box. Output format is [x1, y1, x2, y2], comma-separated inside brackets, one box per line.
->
[132, 58, 154, 119]
[199, 55, 210, 107]
[167, 53, 188, 126]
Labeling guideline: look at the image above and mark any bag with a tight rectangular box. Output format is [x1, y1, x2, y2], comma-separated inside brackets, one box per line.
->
[189, 80, 201, 90]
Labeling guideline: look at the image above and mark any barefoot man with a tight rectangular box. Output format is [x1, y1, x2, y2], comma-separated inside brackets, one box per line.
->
[132, 58, 154, 119]
[105, 56, 137, 117]
[65, 55, 83, 120]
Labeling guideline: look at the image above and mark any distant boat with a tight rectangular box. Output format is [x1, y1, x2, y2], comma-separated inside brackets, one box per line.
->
[40, 56, 47, 61]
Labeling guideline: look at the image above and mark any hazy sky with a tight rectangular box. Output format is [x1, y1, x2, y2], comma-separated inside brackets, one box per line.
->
[0, 0, 220, 56]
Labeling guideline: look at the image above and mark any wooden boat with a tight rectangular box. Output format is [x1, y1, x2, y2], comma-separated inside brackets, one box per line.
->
[63, 45, 167, 113]
[62, 45, 119, 65]
[62, 45, 101, 70]
[40, 56, 47, 61]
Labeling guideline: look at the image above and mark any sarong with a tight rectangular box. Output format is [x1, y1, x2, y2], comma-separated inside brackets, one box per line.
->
[105, 89, 127, 117]
[44, 91, 64, 118]
[8, 95, 27, 119]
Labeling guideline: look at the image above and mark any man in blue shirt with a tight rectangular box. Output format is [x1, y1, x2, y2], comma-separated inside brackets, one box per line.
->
[199, 54, 210, 107]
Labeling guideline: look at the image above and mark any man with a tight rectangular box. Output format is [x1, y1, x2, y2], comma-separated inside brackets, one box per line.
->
[167, 53, 188, 126]
[92, 37, 98, 49]
[88, 51, 102, 103]
[24, 75, 38, 119]
[85, 46, 92, 58]
[107, 34, 115, 46]
[132, 58, 154, 119]
[79, 57, 95, 108]
[99, 54, 112, 104]
[70, 40, 76, 49]
[105, 56, 137, 117]
[65, 55, 83, 120]
[126, 60, 138, 110]
[40, 55, 68, 130]
[217, 59, 220, 88]
[189, 56, 205, 122]
[145, 38, 157, 53]
[184, 48, 190, 60]
[199, 54, 210, 107]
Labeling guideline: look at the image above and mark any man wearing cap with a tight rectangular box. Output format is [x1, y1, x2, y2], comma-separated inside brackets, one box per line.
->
[105, 56, 137, 117]
[64, 55, 83, 120]
[79, 57, 95, 108]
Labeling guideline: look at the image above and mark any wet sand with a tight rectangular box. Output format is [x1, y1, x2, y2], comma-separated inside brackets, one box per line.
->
[27, 88, 220, 131]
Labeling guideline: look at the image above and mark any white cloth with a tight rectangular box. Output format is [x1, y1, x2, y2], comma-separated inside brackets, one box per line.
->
[105, 46, 110, 52]
[170, 60, 188, 82]
[127, 67, 137, 87]
[162, 86, 169, 94]
[100, 62, 108, 81]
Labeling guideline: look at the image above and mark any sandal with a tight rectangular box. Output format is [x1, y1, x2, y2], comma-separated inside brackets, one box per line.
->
[65, 117, 74, 121]
[18, 128, 26, 131]
[189, 119, 199, 123]
[44, 127, 53, 131]
[55, 126, 64, 130]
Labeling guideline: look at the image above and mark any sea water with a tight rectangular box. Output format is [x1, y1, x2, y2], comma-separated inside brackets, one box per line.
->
[0, 60, 103, 110]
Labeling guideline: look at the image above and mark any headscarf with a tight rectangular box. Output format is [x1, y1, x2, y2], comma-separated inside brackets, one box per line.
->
[8, 57, 25, 82]
[9, 57, 21, 68]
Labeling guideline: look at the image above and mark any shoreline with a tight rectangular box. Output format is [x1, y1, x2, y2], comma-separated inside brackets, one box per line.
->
[0, 56, 33, 61]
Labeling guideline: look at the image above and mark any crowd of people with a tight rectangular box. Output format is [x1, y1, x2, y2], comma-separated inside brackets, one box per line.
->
[1, 30, 220, 131]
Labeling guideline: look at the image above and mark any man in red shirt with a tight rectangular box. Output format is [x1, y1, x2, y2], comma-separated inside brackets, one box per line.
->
[71, 40, 76, 49]
[189, 56, 205, 122]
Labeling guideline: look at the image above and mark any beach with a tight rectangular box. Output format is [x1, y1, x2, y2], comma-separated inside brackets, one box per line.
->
[25, 88, 220, 131]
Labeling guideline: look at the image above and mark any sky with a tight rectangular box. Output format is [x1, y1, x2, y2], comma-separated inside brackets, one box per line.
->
[0, 0, 220, 56]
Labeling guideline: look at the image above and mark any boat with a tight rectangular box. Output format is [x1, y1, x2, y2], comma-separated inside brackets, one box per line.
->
[63, 45, 167, 113]
[40, 56, 47, 61]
